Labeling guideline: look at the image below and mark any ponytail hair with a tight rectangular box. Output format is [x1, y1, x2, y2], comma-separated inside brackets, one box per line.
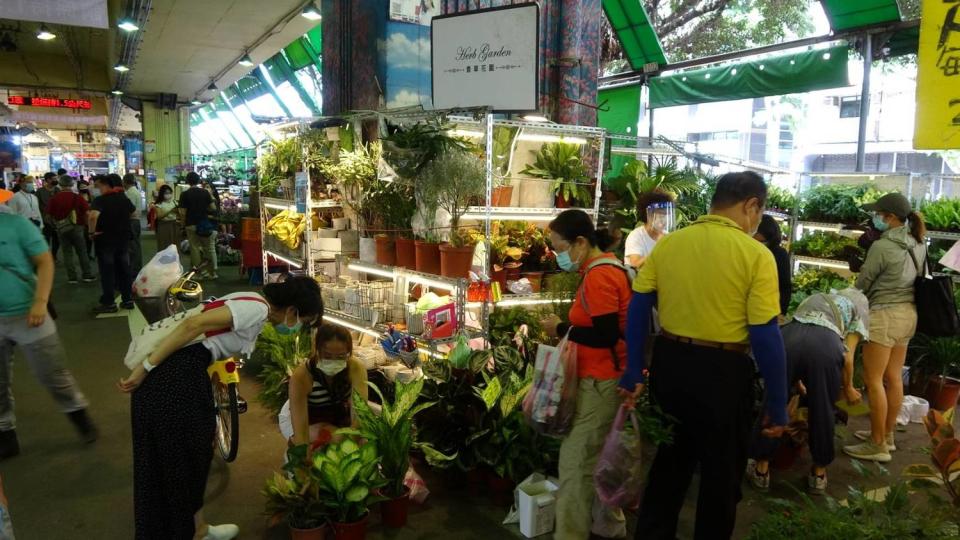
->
[908, 211, 926, 244]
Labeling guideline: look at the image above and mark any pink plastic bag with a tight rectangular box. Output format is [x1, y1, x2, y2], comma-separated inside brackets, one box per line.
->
[522, 332, 578, 437]
[594, 404, 644, 508]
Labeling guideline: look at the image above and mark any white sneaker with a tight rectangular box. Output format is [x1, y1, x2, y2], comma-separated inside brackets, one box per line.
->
[854, 430, 896, 451]
[202, 524, 239, 540]
[843, 441, 892, 463]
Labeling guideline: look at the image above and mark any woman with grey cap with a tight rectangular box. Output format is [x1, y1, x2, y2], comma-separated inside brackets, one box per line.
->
[747, 288, 870, 494]
[844, 192, 925, 463]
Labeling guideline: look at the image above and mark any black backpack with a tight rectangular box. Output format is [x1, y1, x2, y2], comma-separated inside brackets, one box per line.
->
[907, 247, 960, 337]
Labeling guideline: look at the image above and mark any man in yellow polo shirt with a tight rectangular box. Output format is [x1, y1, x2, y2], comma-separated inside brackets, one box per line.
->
[619, 171, 787, 539]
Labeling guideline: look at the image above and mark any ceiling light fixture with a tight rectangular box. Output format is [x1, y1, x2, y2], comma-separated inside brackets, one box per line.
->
[36, 24, 56, 40]
[523, 115, 549, 122]
[207, 82, 218, 92]
[301, 2, 322, 20]
[114, 62, 130, 72]
[191, 99, 202, 106]
[238, 53, 254, 67]
[111, 89, 123, 95]
[117, 18, 139, 32]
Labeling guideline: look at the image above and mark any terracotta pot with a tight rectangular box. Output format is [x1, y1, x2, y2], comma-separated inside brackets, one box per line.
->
[330, 515, 368, 540]
[358, 237, 376, 263]
[439, 243, 475, 279]
[555, 193, 572, 208]
[522, 271, 544, 292]
[487, 473, 515, 506]
[379, 486, 411, 528]
[289, 524, 328, 540]
[504, 261, 522, 282]
[395, 237, 417, 269]
[491, 265, 507, 292]
[414, 240, 441, 275]
[491, 185, 514, 207]
[925, 376, 960, 411]
[375, 235, 396, 266]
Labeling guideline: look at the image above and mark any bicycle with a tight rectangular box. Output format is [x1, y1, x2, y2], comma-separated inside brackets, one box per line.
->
[133, 267, 246, 462]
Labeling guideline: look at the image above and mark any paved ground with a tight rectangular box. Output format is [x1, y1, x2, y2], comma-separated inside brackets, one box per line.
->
[0, 235, 940, 539]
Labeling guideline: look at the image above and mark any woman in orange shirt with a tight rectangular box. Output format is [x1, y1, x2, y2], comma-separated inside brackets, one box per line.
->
[540, 209, 633, 540]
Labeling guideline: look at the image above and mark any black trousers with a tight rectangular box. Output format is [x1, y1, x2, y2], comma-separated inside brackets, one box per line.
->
[95, 241, 133, 306]
[42, 222, 59, 259]
[750, 323, 844, 467]
[635, 337, 757, 540]
[132, 343, 214, 540]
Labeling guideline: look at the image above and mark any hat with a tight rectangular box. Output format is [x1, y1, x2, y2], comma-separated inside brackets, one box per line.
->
[862, 192, 912, 219]
[0, 189, 12, 204]
[58, 175, 74, 188]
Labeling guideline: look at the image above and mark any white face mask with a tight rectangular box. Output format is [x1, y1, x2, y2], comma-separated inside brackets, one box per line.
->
[163, 193, 173, 202]
[318, 359, 347, 377]
[91, 187, 101, 197]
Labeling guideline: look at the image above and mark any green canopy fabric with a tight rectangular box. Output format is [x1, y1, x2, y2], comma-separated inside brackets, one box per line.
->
[598, 85, 642, 180]
[603, 0, 667, 69]
[884, 26, 919, 57]
[284, 38, 314, 70]
[649, 45, 850, 109]
[820, 0, 902, 32]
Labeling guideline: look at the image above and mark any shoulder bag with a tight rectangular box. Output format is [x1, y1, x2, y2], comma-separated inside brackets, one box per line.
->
[907, 247, 960, 337]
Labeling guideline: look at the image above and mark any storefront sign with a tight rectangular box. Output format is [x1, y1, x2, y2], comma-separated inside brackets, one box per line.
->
[7, 96, 92, 110]
[431, 3, 539, 112]
[914, 1, 960, 149]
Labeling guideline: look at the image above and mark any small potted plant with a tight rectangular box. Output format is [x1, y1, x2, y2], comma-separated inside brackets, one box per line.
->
[521, 142, 593, 208]
[385, 182, 418, 269]
[419, 149, 486, 278]
[263, 445, 327, 540]
[491, 126, 519, 206]
[313, 438, 387, 540]
[909, 335, 960, 411]
[339, 380, 440, 528]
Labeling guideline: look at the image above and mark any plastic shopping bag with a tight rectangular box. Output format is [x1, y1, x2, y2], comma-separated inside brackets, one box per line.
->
[404, 465, 430, 504]
[522, 332, 578, 437]
[594, 404, 644, 509]
[133, 245, 183, 298]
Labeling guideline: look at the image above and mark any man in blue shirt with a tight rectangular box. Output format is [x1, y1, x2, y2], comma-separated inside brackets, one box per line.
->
[0, 189, 97, 460]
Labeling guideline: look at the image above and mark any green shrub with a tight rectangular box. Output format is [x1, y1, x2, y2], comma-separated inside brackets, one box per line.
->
[791, 231, 862, 260]
[921, 198, 960, 232]
[800, 184, 889, 224]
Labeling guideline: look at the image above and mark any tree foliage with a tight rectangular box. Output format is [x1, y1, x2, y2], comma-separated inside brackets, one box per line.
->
[602, 0, 815, 72]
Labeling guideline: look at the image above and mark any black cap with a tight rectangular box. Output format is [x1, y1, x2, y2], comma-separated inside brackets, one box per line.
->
[862, 192, 912, 220]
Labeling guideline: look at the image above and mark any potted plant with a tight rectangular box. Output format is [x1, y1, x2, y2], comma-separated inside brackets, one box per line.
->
[313, 437, 387, 540]
[491, 126, 519, 206]
[323, 142, 381, 261]
[418, 149, 486, 278]
[263, 445, 327, 539]
[909, 335, 960, 410]
[383, 181, 418, 269]
[253, 324, 313, 418]
[521, 142, 593, 208]
[339, 380, 441, 528]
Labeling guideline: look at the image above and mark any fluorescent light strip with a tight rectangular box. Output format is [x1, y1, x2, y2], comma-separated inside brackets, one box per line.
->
[462, 212, 558, 221]
[347, 262, 395, 279]
[264, 250, 303, 268]
[407, 275, 458, 291]
[324, 314, 381, 338]
[467, 298, 573, 308]
[796, 258, 849, 270]
[264, 202, 297, 211]
[449, 129, 587, 145]
[417, 348, 446, 359]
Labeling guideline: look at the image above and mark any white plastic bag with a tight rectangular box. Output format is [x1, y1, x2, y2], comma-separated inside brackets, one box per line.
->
[404, 465, 429, 504]
[897, 395, 930, 426]
[133, 245, 182, 298]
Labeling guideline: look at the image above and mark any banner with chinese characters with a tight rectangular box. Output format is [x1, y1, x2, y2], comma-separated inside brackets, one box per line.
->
[431, 3, 539, 111]
[914, 1, 960, 149]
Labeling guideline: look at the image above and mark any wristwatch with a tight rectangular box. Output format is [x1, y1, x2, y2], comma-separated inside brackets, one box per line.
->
[142, 358, 156, 372]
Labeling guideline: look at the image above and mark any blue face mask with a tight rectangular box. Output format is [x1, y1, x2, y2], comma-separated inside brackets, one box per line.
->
[556, 250, 579, 272]
[274, 310, 302, 335]
[872, 215, 889, 232]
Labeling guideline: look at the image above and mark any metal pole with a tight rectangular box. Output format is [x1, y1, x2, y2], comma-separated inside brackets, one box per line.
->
[856, 34, 872, 172]
[647, 89, 655, 171]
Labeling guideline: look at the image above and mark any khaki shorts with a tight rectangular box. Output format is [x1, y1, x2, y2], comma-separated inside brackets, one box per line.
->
[868, 303, 917, 347]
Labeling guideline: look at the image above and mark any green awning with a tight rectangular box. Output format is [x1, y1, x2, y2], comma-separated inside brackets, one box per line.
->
[820, 0, 902, 32]
[884, 25, 919, 57]
[602, 0, 667, 69]
[649, 45, 850, 109]
[284, 38, 314, 70]
[599, 85, 641, 135]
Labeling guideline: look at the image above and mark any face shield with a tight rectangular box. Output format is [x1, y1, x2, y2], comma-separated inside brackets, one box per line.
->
[646, 202, 676, 234]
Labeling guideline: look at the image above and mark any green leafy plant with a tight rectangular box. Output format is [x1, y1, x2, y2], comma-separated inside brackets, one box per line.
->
[634, 389, 677, 446]
[263, 445, 326, 529]
[339, 380, 446, 498]
[902, 408, 960, 506]
[382, 122, 474, 180]
[791, 231, 863, 260]
[800, 184, 889, 224]
[418, 149, 486, 245]
[322, 142, 381, 236]
[313, 438, 388, 524]
[908, 334, 960, 388]
[492, 126, 519, 183]
[471, 369, 543, 481]
[922, 198, 960, 232]
[488, 306, 547, 350]
[788, 267, 856, 313]
[767, 185, 799, 214]
[254, 325, 312, 417]
[257, 137, 302, 196]
[522, 142, 594, 207]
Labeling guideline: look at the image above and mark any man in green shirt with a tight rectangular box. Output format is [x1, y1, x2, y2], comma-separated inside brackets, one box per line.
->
[0, 192, 97, 460]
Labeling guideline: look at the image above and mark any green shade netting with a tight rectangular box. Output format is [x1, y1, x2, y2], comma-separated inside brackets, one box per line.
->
[603, 0, 667, 69]
[820, 0, 902, 32]
[649, 44, 850, 109]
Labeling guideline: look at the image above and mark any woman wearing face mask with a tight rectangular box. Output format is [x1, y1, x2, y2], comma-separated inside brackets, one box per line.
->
[539, 209, 632, 540]
[118, 275, 323, 540]
[153, 184, 180, 251]
[754, 214, 792, 316]
[623, 191, 675, 269]
[281, 324, 368, 449]
[843, 193, 925, 463]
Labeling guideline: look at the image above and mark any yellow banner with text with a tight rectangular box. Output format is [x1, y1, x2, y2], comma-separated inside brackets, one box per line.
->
[914, 1, 960, 149]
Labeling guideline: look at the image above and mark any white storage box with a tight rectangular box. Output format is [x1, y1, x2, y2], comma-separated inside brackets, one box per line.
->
[517, 474, 559, 538]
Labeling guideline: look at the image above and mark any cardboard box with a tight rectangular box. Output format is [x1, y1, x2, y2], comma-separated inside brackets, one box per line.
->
[517, 474, 559, 538]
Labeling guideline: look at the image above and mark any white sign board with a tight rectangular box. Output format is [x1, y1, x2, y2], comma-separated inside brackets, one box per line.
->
[431, 3, 539, 112]
[0, 0, 108, 29]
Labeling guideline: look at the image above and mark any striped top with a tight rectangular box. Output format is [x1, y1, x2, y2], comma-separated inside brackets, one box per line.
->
[306, 361, 351, 426]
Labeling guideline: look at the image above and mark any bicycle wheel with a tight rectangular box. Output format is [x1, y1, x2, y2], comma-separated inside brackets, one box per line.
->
[212, 380, 240, 462]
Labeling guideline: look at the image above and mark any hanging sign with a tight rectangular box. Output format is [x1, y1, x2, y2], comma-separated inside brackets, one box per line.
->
[8, 96, 92, 110]
[914, 1, 960, 149]
[431, 3, 539, 112]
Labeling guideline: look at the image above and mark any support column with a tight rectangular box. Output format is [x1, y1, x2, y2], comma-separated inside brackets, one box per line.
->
[856, 34, 872, 172]
[321, 0, 386, 115]
[554, 0, 602, 126]
[142, 102, 190, 177]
